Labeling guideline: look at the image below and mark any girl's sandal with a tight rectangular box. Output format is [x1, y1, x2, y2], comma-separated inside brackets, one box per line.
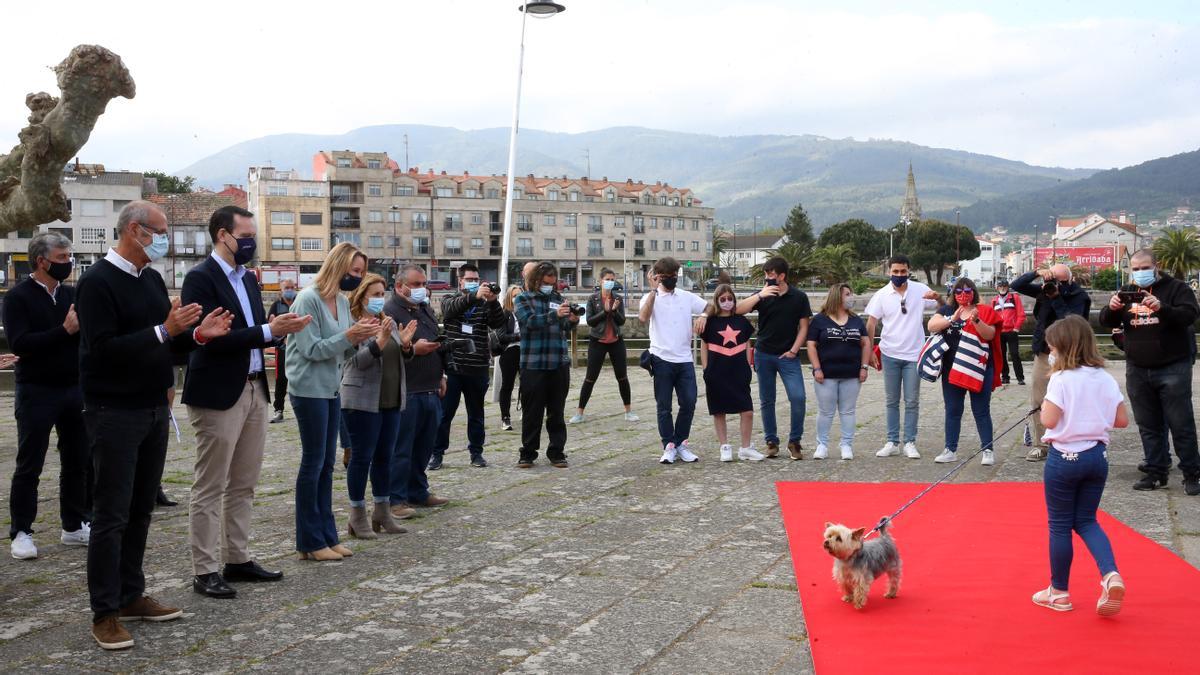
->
[1032, 586, 1073, 611]
[1097, 572, 1125, 617]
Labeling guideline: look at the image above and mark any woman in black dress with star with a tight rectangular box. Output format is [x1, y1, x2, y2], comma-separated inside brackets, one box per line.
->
[700, 284, 765, 462]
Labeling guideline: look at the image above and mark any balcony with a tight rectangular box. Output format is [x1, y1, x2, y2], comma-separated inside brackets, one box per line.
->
[633, 225, 645, 234]
[443, 218, 463, 231]
[331, 218, 361, 228]
[413, 244, 430, 255]
[634, 245, 645, 257]
[330, 192, 364, 204]
[489, 247, 502, 256]
[588, 246, 604, 257]
[516, 223, 533, 232]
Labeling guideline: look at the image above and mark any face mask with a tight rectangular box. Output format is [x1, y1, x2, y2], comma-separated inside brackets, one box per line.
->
[1048, 352, 1057, 367]
[540, 285, 554, 294]
[142, 230, 169, 262]
[1131, 269, 1156, 287]
[225, 233, 257, 266]
[366, 297, 386, 315]
[408, 287, 428, 304]
[660, 276, 678, 291]
[282, 289, 297, 301]
[890, 274, 908, 287]
[718, 299, 735, 311]
[843, 298, 854, 311]
[602, 280, 616, 291]
[954, 292, 973, 306]
[463, 281, 480, 293]
[46, 259, 74, 282]
[340, 274, 362, 292]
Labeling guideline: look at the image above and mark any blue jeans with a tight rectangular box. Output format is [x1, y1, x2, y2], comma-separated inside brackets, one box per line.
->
[339, 415, 352, 449]
[813, 378, 860, 448]
[651, 356, 697, 448]
[391, 392, 442, 506]
[434, 372, 490, 460]
[755, 351, 807, 445]
[1044, 444, 1118, 591]
[290, 395, 341, 553]
[941, 376, 993, 452]
[882, 355, 920, 444]
[343, 408, 401, 506]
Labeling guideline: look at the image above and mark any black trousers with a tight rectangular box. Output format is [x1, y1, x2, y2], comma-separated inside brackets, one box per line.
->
[85, 405, 169, 622]
[10, 383, 90, 538]
[998, 331, 1024, 382]
[578, 338, 631, 409]
[498, 347, 520, 421]
[273, 343, 289, 412]
[519, 366, 570, 462]
[1127, 358, 1199, 479]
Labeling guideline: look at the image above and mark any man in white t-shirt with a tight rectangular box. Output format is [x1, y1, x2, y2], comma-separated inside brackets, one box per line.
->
[864, 255, 941, 459]
[639, 257, 708, 464]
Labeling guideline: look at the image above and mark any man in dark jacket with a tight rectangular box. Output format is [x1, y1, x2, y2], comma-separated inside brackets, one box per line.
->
[1099, 249, 1200, 495]
[1011, 263, 1091, 461]
[429, 263, 505, 469]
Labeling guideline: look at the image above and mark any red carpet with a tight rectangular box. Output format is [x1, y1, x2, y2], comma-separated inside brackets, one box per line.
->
[776, 481, 1200, 674]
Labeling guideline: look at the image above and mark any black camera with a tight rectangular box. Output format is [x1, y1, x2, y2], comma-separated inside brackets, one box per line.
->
[485, 282, 501, 294]
[1042, 280, 1059, 296]
[1117, 288, 1146, 306]
[446, 337, 476, 354]
[569, 304, 587, 316]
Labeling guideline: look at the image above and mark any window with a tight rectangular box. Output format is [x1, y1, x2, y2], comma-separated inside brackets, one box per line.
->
[517, 238, 534, 256]
[272, 238, 295, 250]
[565, 213, 578, 226]
[614, 238, 625, 250]
[367, 159, 381, 169]
[271, 211, 295, 225]
[517, 214, 532, 231]
[368, 210, 383, 223]
[470, 213, 482, 225]
[565, 238, 577, 250]
[112, 199, 131, 213]
[368, 184, 382, 197]
[386, 209, 403, 223]
[470, 237, 483, 248]
[301, 185, 322, 197]
[658, 196, 667, 205]
[544, 214, 556, 226]
[486, 188, 500, 199]
[692, 219, 700, 231]
[677, 219, 686, 230]
[568, 191, 579, 202]
[336, 158, 352, 167]
[588, 239, 603, 256]
[634, 240, 645, 256]
[543, 238, 556, 250]
[393, 185, 415, 197]
[301, 238, 322, 251]
[79, 199, 105, 217]
[605, 189, 615, 202]
[691, 241, 700, 251]
[444, 238, 462, 255]
[587, 215, 603, 233]
[413, 237, 430, 255]
[267, 185, 288, 197]
[174, 231, 187, 247]
[676, 240, 685, 251]
[465, 188, 478, 198]
[613, 216, 625, 228]
[663, 239, 672, 251]
[368, 235, 384, 248]
[513, 188, 524, 199]
[634, 217, 645, 233]
[650, 240, 658, 251]
[389, 236, 402, 248]
[300, 212, 323, 225]
[444, 213, 463, 230]
[195, 231, 206, 249]
[548, 189, 559, 201]
[650, 217, 658, 229]
[435, 187, 453, 198]
[332, 232, 361, 246]
[412, 213, 429, 229]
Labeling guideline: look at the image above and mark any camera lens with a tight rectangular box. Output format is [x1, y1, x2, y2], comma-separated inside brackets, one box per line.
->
[486, 282, 500, 294]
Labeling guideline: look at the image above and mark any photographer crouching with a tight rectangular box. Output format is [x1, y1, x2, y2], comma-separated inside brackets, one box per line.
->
[513, 262, 580, 468]
[1099, 249, 1200, 495]
[1011, 263, 1091, 461]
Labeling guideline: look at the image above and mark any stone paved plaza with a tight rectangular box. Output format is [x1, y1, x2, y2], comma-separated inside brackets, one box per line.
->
[1, 363, 1198, 673]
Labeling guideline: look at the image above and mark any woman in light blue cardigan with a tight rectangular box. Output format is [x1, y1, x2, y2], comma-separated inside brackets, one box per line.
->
[286, 243, 378, 561]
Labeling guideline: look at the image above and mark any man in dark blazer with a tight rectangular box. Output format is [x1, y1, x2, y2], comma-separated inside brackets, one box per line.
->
[181, 206, 310, 598]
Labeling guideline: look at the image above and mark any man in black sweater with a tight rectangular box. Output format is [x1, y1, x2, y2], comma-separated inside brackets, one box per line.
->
[430, 263, 505, 469]
[2, 232, 90, 561]
[1099, 249, 1200, 495]
[76, 201, 232, 650]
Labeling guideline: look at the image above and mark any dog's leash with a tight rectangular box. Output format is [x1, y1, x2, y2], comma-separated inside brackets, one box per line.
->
[865, 406, 1041, 539]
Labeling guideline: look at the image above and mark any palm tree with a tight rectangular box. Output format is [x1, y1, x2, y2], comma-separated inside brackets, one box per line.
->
[1152, 228, 1200, 280]
[808, 244, 858, 283]
[748, 241, 814, 285]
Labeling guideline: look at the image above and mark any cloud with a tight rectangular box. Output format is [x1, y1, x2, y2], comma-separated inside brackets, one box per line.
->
[0, 1, 1196, 172]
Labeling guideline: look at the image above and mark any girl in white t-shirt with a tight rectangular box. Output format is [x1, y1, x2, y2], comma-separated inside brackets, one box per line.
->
[1032, 315, 1129, 617]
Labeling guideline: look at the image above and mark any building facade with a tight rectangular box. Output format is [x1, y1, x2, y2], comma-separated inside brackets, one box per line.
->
[147, 190, 248, 288]
[957, 237, 1002, 285]
[720, 234, 785, 279]
[246, 166, 331, 288]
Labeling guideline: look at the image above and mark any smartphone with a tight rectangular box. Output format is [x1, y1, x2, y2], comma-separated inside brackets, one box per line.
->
[765, 279, 779, 287]
[1117, 290, 1146, 305]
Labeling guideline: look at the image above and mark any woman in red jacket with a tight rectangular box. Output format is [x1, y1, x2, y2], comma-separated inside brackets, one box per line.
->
[992, 279, 1025, 385]
[928, 278, 1003, 466]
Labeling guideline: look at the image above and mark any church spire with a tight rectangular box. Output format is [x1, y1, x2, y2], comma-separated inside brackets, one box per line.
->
[901, 162, 921, 223]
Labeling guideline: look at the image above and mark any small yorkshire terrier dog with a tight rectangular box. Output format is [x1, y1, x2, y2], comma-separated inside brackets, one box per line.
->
[822, 521, 902, 609]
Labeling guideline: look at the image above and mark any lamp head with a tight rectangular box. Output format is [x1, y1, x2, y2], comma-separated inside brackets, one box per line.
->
[520, 1, 565, 16]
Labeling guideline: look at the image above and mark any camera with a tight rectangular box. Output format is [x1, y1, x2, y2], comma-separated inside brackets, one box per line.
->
[1117, 289, 1146, 306]
[485, 282, 501, 294]
[765, 278, 779, 287]
[569, 304, 587, 316]
[446, 337, 476, 354]
[1041, 280, 1059, 296]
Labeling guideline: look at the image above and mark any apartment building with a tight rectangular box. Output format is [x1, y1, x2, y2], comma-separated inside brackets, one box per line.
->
[147, 189, 248, 287]
[247, 166, 331, 286]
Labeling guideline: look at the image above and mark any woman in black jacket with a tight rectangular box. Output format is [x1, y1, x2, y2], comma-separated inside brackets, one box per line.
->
[569, 268, 638, 424]
[496, 285, 523, 431]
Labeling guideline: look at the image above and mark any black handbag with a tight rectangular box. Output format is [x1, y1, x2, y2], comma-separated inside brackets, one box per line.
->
[639, 349, 654, 376]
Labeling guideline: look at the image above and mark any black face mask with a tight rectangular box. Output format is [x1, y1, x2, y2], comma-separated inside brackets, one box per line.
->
[340, 274, 363, 292]
[661, 276, 678, 290]
[46, 259, 73, 282]
[224, 232, 257, 266]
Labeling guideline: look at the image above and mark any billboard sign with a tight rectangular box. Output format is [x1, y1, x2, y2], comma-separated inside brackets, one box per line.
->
[1033, 246, 1117, 269]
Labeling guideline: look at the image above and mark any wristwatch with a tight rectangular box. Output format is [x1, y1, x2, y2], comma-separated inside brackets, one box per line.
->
[860, 365, 869, 370]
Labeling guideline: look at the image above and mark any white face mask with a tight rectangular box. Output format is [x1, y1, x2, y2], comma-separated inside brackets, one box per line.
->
[718, 299, 735, 312]
[1048, 352, 1057, 367]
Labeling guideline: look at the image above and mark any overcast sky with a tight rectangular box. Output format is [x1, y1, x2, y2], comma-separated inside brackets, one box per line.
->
[2, 0, 1197, 174]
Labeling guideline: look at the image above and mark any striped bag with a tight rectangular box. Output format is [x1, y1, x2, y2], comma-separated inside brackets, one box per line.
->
[948, 330, 990, 393]
[918, 333, 948, 383]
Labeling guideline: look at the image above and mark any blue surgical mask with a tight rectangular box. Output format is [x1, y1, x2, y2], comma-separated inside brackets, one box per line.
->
[540, 285, 554, 294]
[366, 297, 386, 315]
[602, 280, 615, 291]
[141, 228, 169, 262]
[1131, 269, 1156, 287]
[890, 274, 908, 287]
[463, 281, 480, 293]
[281, 289, 297, 301]
[408, 287, 428, 304]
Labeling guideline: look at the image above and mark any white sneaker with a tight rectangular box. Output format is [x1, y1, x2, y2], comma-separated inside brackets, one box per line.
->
[677, 442, 700, 463]
[61, 523, 90, 547]
[934, 449, 958, 463]
[720, 444, 734, 462]
[840, 444, 854, 460]
[624, 411, 640, 422]
[981, 450, 995, 466]
[738, 446, 765, 461]
[11, 532, 37, 560]
[568, 413, 585, 424]
[813, 444, 828, 460]
[659, 443, 677, 464]
[876, 442, 900, 458]
[903, 442, 921, 459]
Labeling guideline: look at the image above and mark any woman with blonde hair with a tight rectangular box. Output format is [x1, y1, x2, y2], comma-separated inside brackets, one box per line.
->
[341, 273, 418, 539]
[495, 284, 523, 431]
[286, 242, 379, 561]
[805, 284, 872, 460]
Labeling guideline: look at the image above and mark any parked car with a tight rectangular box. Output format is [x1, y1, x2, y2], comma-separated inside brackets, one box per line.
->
[558, 279, 571, 291]
[426, 279, 451, 291]
[704, 277, 722, 290]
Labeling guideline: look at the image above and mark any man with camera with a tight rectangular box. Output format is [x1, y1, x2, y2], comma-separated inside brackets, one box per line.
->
[1011, 262, 1091, 461]
[430, 263, 506, 469]
[1099, 249, 1199, 495]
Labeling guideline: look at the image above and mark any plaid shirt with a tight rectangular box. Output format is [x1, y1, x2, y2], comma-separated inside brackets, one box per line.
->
[514, 290, 576, 370]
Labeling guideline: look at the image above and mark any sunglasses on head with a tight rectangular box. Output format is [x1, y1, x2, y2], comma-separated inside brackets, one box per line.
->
[953, 289, 974, 296]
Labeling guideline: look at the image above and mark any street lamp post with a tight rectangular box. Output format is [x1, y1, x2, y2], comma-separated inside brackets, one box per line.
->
[574, 211, 580, 287]
[389, 205, 400, 279]
[620, 231, 628, 292]
[955, 209, 961, 273]
[497, 1, 566, 297]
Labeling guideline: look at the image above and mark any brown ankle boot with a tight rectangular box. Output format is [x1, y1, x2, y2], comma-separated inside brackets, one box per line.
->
[347, 505, 377, 539]
[371, 502, 408, 534]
